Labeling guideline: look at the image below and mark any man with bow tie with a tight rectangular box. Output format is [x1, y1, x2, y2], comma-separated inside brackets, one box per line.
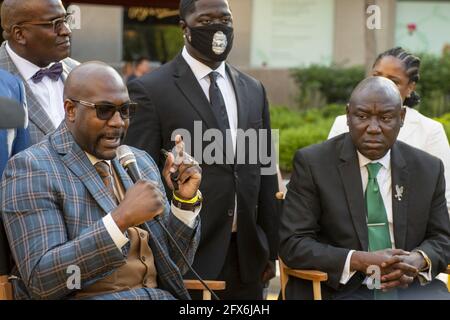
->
[0, 0, 79, 144]
[279, 77, 450, 299]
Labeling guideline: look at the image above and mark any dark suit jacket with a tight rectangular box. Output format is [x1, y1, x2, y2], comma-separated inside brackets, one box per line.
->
[124, 54, 279, 283]
[279, 133, 450, 299]
[1, 122, 200, 300]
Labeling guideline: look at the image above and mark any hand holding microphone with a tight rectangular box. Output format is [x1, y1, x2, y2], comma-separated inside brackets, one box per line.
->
[111, 146, 165, 232]
[115, 144, 215, 299]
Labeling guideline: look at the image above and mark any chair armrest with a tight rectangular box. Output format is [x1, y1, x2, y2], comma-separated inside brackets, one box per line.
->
[279, 257, 328, 300]
[285, 269, 328, 282]
[183, 280, 226, 291]
[0, 275, 13, 300]
[183, 280, 226, 300]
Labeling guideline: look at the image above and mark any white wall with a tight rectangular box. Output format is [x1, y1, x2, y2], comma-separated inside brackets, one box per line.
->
[70, 4, 123, 63]
[250, 0, 335, 68]
[395, 1, 450, 55]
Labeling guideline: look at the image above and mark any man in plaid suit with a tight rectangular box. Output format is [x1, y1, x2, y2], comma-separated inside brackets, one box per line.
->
[0, 62, 203, 300]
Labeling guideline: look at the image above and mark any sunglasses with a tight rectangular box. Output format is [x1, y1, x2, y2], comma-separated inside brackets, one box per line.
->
[69, 99, 137, 120]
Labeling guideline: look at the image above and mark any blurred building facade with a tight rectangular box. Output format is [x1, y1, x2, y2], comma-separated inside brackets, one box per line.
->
[1, 0, 448, 107]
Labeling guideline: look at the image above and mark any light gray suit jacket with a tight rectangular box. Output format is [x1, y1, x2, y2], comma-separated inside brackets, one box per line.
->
[0, 41, 79, 144]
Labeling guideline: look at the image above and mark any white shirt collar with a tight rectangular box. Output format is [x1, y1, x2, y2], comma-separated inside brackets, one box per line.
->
[357, 149, 391, 171]
[5, 41, 56, 81]
[182, 46, 227, 82]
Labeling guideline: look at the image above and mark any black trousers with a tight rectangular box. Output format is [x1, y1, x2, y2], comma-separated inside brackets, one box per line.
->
[189, 233, 264, 300]
[337, 279, 450, 300]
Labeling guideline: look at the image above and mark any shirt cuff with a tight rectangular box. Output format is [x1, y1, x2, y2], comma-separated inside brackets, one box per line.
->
[414, 250, 433, 284]
[340, 250, 357, 285]
[102, 213, 129, 250]
[171, 203, 201, 229]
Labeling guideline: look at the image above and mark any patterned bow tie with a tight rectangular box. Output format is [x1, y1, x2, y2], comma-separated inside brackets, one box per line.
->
[31, 62, 63, 83]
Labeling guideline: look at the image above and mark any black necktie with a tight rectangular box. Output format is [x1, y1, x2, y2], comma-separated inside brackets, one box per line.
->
[31, 62, 63, 83]
[208, 71, 234, 161]
[208, 71, 230, 135]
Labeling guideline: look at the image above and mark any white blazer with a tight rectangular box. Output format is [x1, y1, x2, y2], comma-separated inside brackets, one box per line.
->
[329, 107, 450, 216]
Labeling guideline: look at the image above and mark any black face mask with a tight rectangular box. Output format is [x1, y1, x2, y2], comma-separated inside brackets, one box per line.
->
[187, 24, 234, 62]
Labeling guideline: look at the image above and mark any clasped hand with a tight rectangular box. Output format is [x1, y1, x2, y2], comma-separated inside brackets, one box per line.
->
[352, 249, 425, 291]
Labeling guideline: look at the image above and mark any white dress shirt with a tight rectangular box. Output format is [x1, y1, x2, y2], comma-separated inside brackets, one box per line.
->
[85, 153, 200, 251]
[182, 47, 240, 232]
[340, 151, 432, 284]
[6, 42, 65, 128]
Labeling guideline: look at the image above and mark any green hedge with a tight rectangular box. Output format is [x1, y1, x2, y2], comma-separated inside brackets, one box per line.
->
[434, 113, 450, 138]
[291, 65, 364, 109]
[271, 105, 450, 173]
[271, 105, 343, 172]
[291, 52, 450, 117]
[417, 53, 450, 117]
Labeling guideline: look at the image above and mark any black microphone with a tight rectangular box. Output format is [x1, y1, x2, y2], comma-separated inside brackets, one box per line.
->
[116, 145, 141, 182]
[0, 97, 26, 129]
[115, 145, 220, 300]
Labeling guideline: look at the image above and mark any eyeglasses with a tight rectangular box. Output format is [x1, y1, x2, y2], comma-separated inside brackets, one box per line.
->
[69, 99, 137, 121]
[16, 13, 74, 34]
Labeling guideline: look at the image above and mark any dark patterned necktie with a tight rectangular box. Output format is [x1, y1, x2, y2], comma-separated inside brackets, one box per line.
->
[94, 161, 118, 204]
[31, 62, 63, 83]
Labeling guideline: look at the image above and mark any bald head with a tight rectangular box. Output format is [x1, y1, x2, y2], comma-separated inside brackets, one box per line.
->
[1, 0, 62, 37]
[1, 0, 30, 38]
[346, 76, 406, 160]
[349, 76, 402, 110]
[64, 61, 127, 101]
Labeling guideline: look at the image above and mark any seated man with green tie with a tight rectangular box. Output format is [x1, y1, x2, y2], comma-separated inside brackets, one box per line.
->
[279, 76, 450, 300]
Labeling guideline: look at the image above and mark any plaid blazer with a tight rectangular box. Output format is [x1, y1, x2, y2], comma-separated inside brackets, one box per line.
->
[0, 42, 79, 144]
[0, 122, 200, 300]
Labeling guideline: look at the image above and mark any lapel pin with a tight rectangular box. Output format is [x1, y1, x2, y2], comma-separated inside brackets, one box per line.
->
[394, 185, 404, 201]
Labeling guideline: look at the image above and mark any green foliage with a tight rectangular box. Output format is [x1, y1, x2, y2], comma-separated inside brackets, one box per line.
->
[271, 104, 450, 173]
[416, 52, 450, 117]
[291, 65, 365, 109]
[270, 105, 343, 172]
[123, 25, 183, 63]
[291, 53, 450, 117]
[434, 113, 450, 139]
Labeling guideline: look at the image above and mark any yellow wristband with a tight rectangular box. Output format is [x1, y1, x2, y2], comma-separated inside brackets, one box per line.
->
[173, 191, 200, 204]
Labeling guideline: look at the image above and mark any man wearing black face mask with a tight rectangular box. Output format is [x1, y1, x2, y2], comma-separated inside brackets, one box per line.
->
[124, 0, 279, 300]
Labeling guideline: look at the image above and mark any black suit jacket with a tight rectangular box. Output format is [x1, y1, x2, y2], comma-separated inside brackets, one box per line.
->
[124, 54, 279, 283]
[279, 133, 450, 299]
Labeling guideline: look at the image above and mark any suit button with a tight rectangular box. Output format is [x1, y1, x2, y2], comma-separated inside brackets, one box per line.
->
[140, 232, 145, 239]
[234, 172, 238, 179]
[141, 256, 146, 262]
[228, 209, 234, 217]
